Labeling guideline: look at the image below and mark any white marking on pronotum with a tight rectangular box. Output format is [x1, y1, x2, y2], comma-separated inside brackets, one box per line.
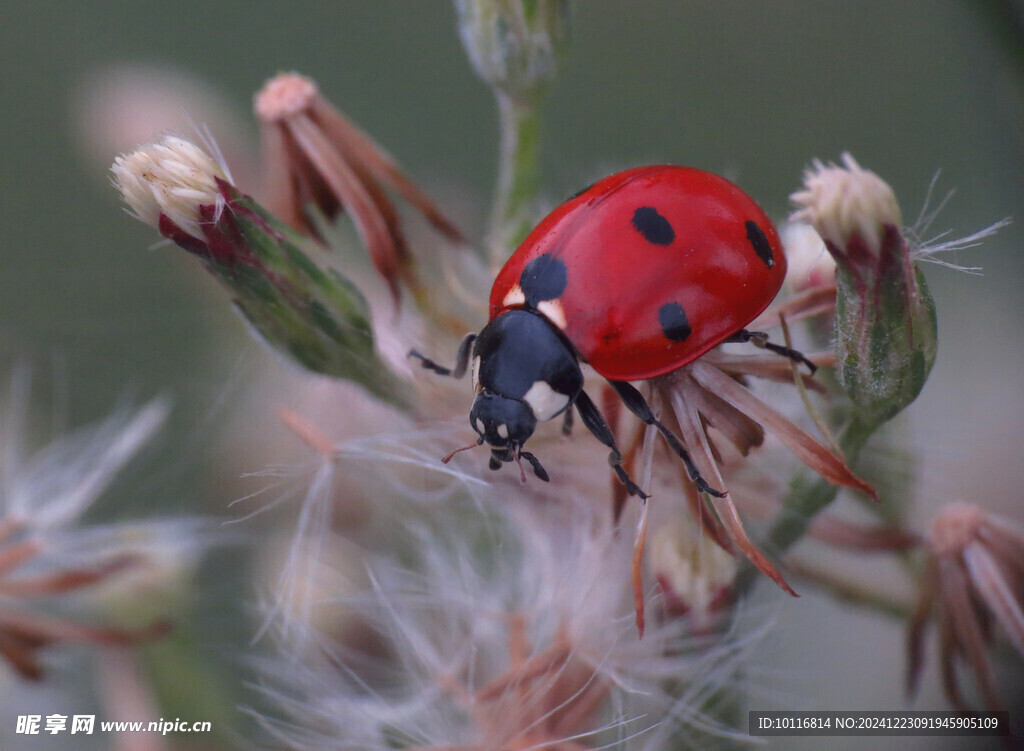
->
[537, 299, 567, 330]
[523, 381, 570, 422]
[502, 284, 526, 308]
[497, 424, 509, 439]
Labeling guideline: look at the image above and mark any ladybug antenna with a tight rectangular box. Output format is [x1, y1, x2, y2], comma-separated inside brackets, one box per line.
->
[442, 436, 485, 464]
[512, 449, 528, 484]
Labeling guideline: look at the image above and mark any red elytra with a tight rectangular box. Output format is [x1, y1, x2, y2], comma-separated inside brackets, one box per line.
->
[409, 164, 797, 500]
[489, 165, 787, 381]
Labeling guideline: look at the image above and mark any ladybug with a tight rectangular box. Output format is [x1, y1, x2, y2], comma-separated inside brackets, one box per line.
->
[411, 165, 813, 497]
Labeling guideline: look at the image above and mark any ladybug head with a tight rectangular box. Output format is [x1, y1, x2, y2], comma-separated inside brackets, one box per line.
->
[466, 391, 549, 482]
[470, 390, 537, 452]
[447, 309, 582, 483]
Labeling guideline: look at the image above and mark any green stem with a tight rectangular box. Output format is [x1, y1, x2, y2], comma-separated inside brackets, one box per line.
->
[487, 91, 542, 267]
[737, 414, 881, 594]
[773, 414, 877, 549]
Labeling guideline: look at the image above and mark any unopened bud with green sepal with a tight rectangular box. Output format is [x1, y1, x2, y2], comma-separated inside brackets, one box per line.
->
[790, 153, 937, 427]
[112, 136, 401, 404]
[455, 0, 570, 260]
[454, 0, 569, 102]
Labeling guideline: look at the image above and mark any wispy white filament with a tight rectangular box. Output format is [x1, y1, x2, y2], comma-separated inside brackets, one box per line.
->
[249, 481, 765, 749]
[5, 398, 170, 530]
[111, 135, 227, 240]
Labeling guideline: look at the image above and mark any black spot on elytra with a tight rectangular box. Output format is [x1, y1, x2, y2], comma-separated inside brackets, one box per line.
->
[632, 207, 675, 246]
[520, 254, 569, 306]
[658, 302, 691, 342]
[745, 220, 775, 268]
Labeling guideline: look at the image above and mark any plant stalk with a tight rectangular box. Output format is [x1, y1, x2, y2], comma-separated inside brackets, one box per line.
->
[736, 414, 880, 594]
[487, 91, 542, 267]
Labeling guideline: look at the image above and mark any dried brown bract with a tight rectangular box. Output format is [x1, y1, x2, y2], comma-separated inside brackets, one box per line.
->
[255, 73, 465, 302]
[907, 502, 1024, 711]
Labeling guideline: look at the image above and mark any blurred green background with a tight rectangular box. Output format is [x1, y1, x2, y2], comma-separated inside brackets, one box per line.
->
[0, 1, 1022, 749]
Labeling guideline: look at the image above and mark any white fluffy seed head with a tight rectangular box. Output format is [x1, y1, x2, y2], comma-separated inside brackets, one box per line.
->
[111, 135, 226, 241]
[789, 152, 901, 255]
[251, 492, 763, 750]
[5, 397, 170, 531]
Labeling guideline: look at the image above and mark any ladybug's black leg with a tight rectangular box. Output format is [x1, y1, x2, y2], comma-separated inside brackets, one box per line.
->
[408, 333, 477, 378]
[560, 407, 574, 437]
[519, 451, 550, 482]
[607, 380, 726, 499]
[728, 329, 817, 375]
[573, 390, 649, 501]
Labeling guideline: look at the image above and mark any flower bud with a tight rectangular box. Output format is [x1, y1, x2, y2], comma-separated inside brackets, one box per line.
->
[790, 153, 937, 426]
[112, 136, 400, 402]
[650, 519, 736, 630]
[454, 0, 569, 101]
[780, 221, 835, 295]
[112, 136, 224, 242]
